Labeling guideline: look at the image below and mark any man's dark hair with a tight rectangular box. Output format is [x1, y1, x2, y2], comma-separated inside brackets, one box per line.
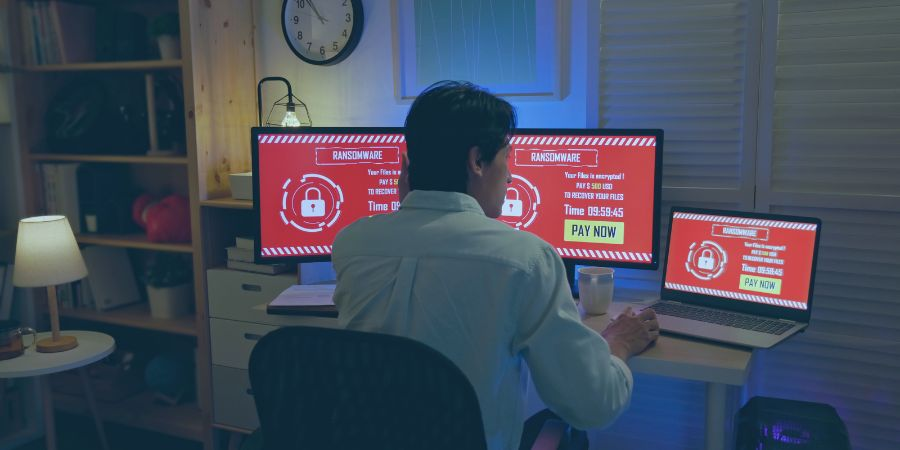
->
[404, 80, 517, 193]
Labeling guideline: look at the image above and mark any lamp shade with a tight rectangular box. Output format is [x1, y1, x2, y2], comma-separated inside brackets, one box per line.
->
[13, 215, 88, 287]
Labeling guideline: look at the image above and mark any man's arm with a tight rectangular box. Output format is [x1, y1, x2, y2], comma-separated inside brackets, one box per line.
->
[512, 247, 654, 430]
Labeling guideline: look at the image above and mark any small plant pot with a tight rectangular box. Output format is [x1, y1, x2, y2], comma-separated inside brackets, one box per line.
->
[157, 35, 181, 60]
[147, 284, 192, 319]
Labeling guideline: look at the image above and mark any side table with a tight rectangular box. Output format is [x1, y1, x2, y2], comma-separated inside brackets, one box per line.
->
[0, 330, 115, 450]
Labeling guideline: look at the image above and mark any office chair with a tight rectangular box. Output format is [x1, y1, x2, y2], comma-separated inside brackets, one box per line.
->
[248, 326, 488, 450]
[247, 326, 582, 450]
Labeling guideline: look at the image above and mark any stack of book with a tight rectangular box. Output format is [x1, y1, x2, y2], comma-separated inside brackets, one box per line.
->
[19, 0, 96, 65]
[226, 237, 291, 275]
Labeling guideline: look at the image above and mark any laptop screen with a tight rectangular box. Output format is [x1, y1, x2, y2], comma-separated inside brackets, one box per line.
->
[662, 209, 821, 312]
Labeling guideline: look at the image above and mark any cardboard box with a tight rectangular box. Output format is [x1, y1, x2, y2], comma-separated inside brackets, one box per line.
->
[229, 172, 253, 200]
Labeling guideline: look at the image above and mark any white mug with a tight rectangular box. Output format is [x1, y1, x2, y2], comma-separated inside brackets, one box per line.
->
[578, 267, 614, 316]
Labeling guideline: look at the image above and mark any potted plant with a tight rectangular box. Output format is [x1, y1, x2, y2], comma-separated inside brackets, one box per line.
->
[143, 252, 193, 319]
[150, 12, 181, 60]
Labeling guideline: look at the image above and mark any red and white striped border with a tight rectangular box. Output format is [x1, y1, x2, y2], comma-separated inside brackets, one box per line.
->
[262, 245, 332, 256]
[511, 135, 656, 148]
[557, 248, 652, 262]
[258, 134, 405, 144]
[664, 282, 807, 310]
[673, 212, 817, 231]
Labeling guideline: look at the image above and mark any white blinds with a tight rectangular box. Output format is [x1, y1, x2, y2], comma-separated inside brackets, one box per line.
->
[750, 1, 900, 448]
[596, 0, 757, 295]
[590, 0, 756, 448]
[597, 0, 758, 191]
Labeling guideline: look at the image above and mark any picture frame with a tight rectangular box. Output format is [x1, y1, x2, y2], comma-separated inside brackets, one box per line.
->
[392, 0, 563, 100]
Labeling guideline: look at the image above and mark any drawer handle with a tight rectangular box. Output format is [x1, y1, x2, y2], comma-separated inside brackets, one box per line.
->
[244, 333, 264, 341]
[241, 283, 262, 292]
[246, 388, 254, 396]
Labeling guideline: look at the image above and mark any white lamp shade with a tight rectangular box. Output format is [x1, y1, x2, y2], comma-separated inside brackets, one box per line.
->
[13, 215, 88, 287]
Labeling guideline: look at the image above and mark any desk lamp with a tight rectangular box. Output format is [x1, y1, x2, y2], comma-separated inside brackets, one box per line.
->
[13, 215, 88, 353]
[257, 76, 312, 127]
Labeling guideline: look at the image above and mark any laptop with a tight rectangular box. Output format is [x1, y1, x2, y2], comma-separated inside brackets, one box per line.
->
[645, 207, 822, 348]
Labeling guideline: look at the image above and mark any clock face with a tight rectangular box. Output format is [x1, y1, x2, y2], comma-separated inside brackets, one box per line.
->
[281, 0, 364, 66]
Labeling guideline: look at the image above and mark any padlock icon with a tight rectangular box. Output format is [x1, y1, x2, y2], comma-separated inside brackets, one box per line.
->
[501, 188, 523, 217]
[697, 249, 716, 270]
[300, 187, 326, 217]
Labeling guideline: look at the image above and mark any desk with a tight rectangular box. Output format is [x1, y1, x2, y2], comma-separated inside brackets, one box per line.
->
[0, 331, 115, 450]
[582, 302, 753, 450]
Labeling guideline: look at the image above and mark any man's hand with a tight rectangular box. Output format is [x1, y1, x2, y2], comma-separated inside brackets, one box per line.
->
[601, 307, 659, 361]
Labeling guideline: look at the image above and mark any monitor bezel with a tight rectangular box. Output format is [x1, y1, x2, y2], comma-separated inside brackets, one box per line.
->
[252, 126, 405, 264]
[252, 126, 663, 270]
[659, 206, 822, 323]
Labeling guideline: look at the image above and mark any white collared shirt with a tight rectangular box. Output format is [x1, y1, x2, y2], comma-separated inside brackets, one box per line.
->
[332, 190, 633, 450]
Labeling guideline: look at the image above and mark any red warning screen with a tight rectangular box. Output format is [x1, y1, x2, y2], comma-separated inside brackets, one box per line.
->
[663, 211, 820, 310]
[255, 129, 661, 265]
[257, 130, 406, 258]
[504, 132, 660, 265]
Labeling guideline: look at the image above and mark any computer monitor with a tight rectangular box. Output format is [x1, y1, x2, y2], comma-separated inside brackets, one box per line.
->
[253, 127, 663, 272]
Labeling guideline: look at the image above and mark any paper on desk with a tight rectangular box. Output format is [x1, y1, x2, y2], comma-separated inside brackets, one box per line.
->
[269, 284, 336, 307]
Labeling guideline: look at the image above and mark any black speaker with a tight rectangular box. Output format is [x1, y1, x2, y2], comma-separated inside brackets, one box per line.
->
[735, 396, 851, 450]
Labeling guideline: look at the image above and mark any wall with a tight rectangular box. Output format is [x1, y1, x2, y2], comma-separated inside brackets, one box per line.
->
[254, 0, 599, 128]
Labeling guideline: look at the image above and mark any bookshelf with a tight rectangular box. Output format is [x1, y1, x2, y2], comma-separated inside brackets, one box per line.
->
[199, 197, 253, 210]
[22, 59, 182, 72]
[29, 153, 189, 165]
[4, 0, 224, 448]
[59, 303, 197, 336]
[52, 390, 203, 442]
[74, 233, 194, 253]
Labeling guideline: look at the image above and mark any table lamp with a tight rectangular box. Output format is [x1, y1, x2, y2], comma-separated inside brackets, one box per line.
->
[12, 215, 88, 353]
[257, 76, 312, 127]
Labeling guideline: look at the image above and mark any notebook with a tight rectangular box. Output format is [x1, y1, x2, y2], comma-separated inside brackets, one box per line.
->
[644, 207, 822, 348]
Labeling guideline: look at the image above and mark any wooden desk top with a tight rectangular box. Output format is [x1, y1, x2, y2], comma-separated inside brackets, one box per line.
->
[583, 302, 754, 386]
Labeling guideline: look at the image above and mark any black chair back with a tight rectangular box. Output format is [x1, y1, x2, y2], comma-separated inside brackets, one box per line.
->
[248, 326, 488, 450]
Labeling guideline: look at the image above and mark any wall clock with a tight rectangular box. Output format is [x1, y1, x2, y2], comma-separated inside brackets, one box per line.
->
[281, 0, 364, 66]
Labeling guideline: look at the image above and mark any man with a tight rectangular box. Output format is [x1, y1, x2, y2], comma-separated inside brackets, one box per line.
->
[332, 81, 659, 449]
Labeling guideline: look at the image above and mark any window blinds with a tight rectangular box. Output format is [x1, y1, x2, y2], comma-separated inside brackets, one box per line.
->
[751, 1, 900, 448]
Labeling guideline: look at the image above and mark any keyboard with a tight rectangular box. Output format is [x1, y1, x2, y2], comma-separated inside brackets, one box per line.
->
[647, 302, 794, 335]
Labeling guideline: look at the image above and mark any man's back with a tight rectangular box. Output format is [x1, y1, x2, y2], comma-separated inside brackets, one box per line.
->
[333, 190, 633, 449]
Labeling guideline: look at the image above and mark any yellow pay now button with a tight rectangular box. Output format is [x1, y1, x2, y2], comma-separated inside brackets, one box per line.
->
[564, 220, 624, 244]
[739, 274, 782, 295]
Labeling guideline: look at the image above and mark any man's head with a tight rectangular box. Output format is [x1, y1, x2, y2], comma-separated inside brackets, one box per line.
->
[403, 81, 517, 217]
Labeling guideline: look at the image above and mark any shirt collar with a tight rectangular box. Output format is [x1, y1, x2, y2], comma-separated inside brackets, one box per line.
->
[400, 190, 486, 215]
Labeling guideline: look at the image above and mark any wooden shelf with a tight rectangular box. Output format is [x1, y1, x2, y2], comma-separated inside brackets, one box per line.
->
[30, 153, 189, 165]
[212, 423, 253, 435]
[52, 391, 203, 442]
[21, 59, 182, 73]
[200, 197, 253, 209]
[76, 233, 194, 253]
[59, 303, 198, 337]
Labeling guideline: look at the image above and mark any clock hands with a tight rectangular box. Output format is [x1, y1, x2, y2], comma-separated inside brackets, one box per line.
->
[306, 0, 328, 24]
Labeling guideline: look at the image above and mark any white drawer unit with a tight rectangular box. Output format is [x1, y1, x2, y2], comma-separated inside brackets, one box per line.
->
[207, 269, 341, 432]
[207, 268, 297, 320]
[209, 318, 279, 370]
[212, 365, 258, 431]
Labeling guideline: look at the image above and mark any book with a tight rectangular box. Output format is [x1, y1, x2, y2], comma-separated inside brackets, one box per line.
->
[226, 259, 290, 275]
[235, 236, 255, 250]
[41, 163, 81, 233]
[225, 246, 254, 263]
[267, 284, 337, 317]
[0, 264, 13, 320]
[82, 246, 141, 311]
[19, 2, 34, 65]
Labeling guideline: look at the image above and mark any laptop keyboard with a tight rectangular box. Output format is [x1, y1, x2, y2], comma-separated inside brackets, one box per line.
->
[647, 302, 794, 335]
